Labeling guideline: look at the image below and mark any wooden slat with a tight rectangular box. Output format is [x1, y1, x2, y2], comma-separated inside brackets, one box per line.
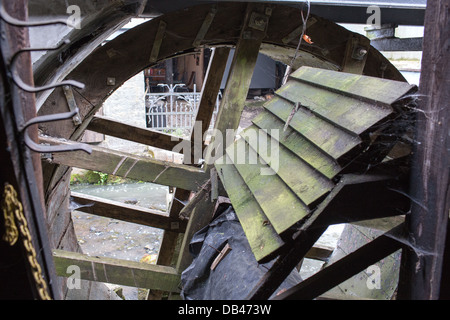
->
[273, 225, 403, 300]
[215, 154, 285, 263]
[312, 174, 410, 227]
[290, 66, 415, 106]
[149, 20, 167, 63]
[225, 138, 310, 234]
[252, 110, 341, 179]
[192, 5, 217, 47]
[158, 47, 231, 272]
[207, 3, 270, 161]
[276, 80, 393, 135]
[194, 47, 231, 145]
[40, 136, 208, 191]
[87, 115, 191, 152]
[70, 191, 187, 232]
[305, 245, 334, 262]
[52, 249, 180, 292]
[246, 173, 407, 300]
[265, 97, 362, 161]
[241, 125, 334, 207]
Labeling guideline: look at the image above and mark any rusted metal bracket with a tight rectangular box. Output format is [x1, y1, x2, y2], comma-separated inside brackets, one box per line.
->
[62, 85, 82, 125]
[0, 3, 73, 27]
[341, 35, 371, 74]
[248, 10, 270, 31]
[21, 109, 92, 154]
[7, 40, 85, 93]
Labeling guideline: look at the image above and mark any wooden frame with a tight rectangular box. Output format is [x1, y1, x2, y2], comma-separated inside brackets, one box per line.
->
[40, 135, 209, 191]
[35, 2, 421, 300]
[53, 250, 180, 292]
[70, 192, 188, 232]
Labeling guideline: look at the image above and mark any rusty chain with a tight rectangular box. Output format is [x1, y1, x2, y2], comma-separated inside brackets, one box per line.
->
[1, 183, 52, 300]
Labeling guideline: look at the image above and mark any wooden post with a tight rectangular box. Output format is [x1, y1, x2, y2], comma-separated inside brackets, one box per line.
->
[205, 3, 271, 165]
[194, 47, 231, 147]
[397, 0, 449, 300]
[155, 48, 231, 269]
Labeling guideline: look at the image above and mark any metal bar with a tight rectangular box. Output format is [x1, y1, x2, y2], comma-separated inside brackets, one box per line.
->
[62, 85, 82, 125]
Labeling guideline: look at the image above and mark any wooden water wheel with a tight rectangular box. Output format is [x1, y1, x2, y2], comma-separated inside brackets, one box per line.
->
[4, 1, 431, 299]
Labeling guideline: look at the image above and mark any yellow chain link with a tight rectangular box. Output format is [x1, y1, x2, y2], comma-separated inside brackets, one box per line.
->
[1, 183, 52, 300]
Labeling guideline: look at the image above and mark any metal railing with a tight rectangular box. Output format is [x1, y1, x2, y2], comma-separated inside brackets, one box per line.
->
[145, 83, 220, 134]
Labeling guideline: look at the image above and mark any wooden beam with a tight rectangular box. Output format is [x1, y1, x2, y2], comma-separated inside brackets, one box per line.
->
[149, 20, 167, 63]
[52, 249, 180, 292]
[87, 115, 191, 152]
[247, 226, 327, 300]
[155, 47, 232, 271]
[247, 174, 407, 300]
[193, 47, 231, 143]
[398, 0, 450, 300]
[40, 135, 209, 191]
[192, 5, 217, 47]
[176, 191, 217, 273]
[273, 225, 403, 300]
[206, 3, 271, 163]
[70, 191, 187, 232]
[312, 174, 410, 227]
[304, 245, 333, 262]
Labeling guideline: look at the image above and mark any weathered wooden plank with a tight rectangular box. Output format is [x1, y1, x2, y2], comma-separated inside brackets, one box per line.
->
[247, 226, 328, 300]
[40, 136, 209, 191]
[264, 96, 362, 161]
[193, 47, 231, 155]
[156, 48, 232, 275]
[52, 249, 180, 292]
[192, 5, 217, 47]
[149, 20, 167, 63]
[276, 79, 393, 135]
[304, 245, 333, 262]
[273, 225, 403, 300]
[398, 0, 450, 300]
[175, 191, 217, 272]
[312, 174, 410, 228]
[207, 3, 270, 161]
[246, 173, 407, 300]
[70, 192, 187, 232]
[157, 47, 231, 272]
[252, 110, 341, 179]
[225, 138, 310, 235]
[215, 154, 285, 263]
[87, 115, 191, 152]
[240, 125, 333, 207]
[290, 66, 415, 106]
